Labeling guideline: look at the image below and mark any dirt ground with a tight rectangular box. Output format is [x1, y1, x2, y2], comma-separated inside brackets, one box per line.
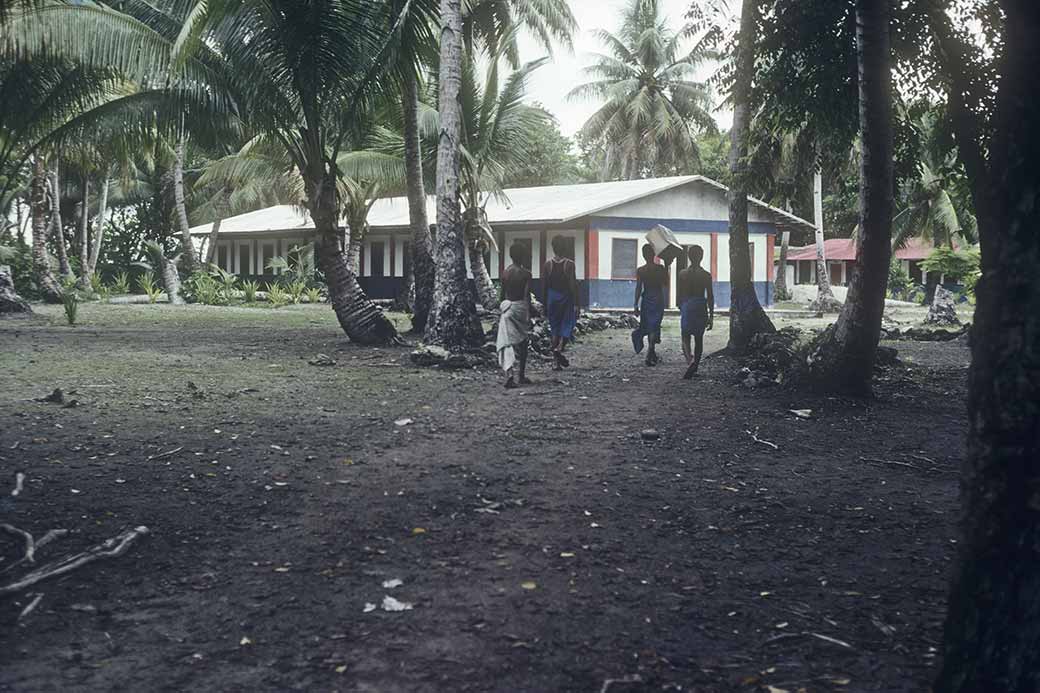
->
[0, 304, 969, 693]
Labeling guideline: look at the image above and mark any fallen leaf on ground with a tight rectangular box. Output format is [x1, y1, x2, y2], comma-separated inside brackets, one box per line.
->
[240, 636, 252, 646]
[382, 578, 403, 589]
[363, 603, 376, 613]
[412, 527, 426, 535]
[520, 581, 537, 590]
[335, 665, 348, 674]
[394, 418, 414, 427]
[381, 595, 413, 612]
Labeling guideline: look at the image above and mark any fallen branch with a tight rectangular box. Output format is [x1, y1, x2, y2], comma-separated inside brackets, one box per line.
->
[808, 632, 853, 649]
[1, 529, 69, 576]
[0, 526, 149, 596]
[147, 447, 183, 461]
[860, 456, 921, 470]
[17, 593, 44, 622]
[1, 524, 35, 564]
[747, 428, 779, 450]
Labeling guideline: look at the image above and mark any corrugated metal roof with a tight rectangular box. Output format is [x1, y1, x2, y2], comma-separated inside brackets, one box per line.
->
[190, 176, 815, 235]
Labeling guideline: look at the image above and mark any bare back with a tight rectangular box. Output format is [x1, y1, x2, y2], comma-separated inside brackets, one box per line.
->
[501, 264, 532, 302]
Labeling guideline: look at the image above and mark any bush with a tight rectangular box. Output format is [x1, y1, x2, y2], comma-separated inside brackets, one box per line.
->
[920, 247, 980, 283]
[287, 279, 307, 304]
[137, 271, 163, 303]
[266, 283, 289, 308]
[184, 270, 220, 305]
[213, 267, 238, 304]
[112, 271, 131, 295]
[241, 279, 259, 303]
[60, 279, 79, 325]
[886, 259, 917, 301]
[304, 287, 322, 304]
[0, 244, 35, 299]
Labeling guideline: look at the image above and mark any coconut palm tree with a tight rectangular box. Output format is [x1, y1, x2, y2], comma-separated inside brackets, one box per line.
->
[458, 56, 551, 310]
[13, 0, 434, 344]
[569, 0, 716, 180]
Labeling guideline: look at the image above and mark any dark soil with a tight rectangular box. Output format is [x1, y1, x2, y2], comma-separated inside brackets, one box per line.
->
[0, 305, 968, 692]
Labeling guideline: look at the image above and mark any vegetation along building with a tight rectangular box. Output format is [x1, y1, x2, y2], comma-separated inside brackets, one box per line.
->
[190, 176, 814, 309]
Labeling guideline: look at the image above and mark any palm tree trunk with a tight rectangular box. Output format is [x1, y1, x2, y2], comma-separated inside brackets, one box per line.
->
[308, 170, 398, 345]
[173, 137, 196, 273]
[76, 177, 90, 289]
[47, 162, 73, 280]
[807, 0, 894, 396]
[933, 2, 1040, 690]
[30, 158, 62, 303]
[425, 0, 484, 349]
[403, 69, 435, 333]
[726, 0, 775, 351]
[87, 175, 109, 276]
[159, 254, 184, 305]
[774, 229, 791, 300]
[468, 241, 497, 311]
[346, 225, 363, 276]
[203, 217, 222, 265]
[811, 169, 842, 311]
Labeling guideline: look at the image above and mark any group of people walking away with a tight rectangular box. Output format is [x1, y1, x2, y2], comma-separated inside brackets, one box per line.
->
[496, 236, 714, 388]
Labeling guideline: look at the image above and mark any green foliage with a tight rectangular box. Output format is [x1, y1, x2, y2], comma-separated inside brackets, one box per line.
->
[0, 243, 34, 298]
[500, 111, 588, 187]
[136, 270, 162, 303]
[211, 266, 238, 304]
[304, 287, 322, 304]
[886, 258, 917, 301]
[112, 271, 131, 295]
[60, 278, 79, 325]
[184, 270, 220, 305]
[569, 0, 717, 180]
[265, 283, 289, 308]
[919, 247, 980, 282]
[241, 279, 259, 303]
[287, 279, 307, 304]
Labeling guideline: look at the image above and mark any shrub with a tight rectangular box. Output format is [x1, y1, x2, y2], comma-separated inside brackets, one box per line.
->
[60, 278, 79, 325]
[185, 270, 220, 305]
[919, 247, 980, 283]
[304, 287, 322, 304]
[886, 259, 916, 301]
[266, 283, 289, 308]
[137, 271, 163, 303]
[287, 279, 307, 304]
[241, 279, 259, 303]
[211, 266, 238, 304]
[112, 271, 131, 295]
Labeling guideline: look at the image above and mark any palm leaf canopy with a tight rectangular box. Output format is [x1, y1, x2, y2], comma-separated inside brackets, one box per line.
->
[568, 0, 717, 180]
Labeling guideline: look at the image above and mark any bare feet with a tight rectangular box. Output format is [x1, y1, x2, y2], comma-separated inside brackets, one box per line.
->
[682, 360, 699, 380]
[505, 376, 518, 389]
[519, 376, 533, 385]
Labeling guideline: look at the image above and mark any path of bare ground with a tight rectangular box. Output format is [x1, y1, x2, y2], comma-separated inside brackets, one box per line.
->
[0, 305, 968, 693]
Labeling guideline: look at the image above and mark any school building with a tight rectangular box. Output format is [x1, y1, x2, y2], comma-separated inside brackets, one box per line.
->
[778, 237, 944, 288]
[189, 175, 815, 309]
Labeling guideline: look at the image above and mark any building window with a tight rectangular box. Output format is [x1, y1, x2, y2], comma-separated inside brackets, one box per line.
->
[216, 244, 229, 272]
[370, 241, 385, 277]
[261, 243, 275, 274]
[238, 245, 252, 275]
[611, 238, 637, 280]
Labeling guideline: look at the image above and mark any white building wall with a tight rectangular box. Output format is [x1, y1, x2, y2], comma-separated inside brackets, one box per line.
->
[600, 183, 776, 224]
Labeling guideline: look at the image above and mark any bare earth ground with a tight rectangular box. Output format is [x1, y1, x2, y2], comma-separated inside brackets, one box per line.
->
[0, 304, 969, 693]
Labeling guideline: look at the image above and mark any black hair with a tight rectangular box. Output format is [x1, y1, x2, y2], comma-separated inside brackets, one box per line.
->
[551, 235, 568, 256]
[509, 242, 526, 265]
[642, 243, 655, 261]
[689, 245, 704, 264]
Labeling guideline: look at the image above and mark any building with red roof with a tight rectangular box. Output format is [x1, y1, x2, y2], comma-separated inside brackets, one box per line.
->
[777, 237, 942, 287]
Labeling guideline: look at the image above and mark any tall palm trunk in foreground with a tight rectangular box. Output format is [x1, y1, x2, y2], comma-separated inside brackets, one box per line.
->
[774, 229, 791, 300]
[308, 170, 398, 345]
[30, 158, 62, 303]
[425, 0, 483, 348]
[464, 207, 498, 311]
[807, 0, 893, 395]
[727, 0, 775, 350]
[933, 1, 1040, 690]
[76, 176, 90, 289]
[403, 70, 435, 333]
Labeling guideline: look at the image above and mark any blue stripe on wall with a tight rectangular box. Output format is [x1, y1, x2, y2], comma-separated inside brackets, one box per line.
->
[590, 216, 777, 235]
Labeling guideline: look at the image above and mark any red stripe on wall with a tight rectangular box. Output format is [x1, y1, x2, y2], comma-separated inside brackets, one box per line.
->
[710, 233, 718, 280]
[587, 228, 598, 279]
[766, 234, 775, 282]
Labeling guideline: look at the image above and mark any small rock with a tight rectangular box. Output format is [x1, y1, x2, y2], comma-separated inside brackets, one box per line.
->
[925, 286, 960, 326]
[40, 388, 64, 404]
[308, 353, 337, 367]
[640, 429, 660, 441]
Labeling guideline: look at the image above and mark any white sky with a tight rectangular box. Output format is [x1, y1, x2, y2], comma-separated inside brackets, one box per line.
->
[516, 0, 731, 137]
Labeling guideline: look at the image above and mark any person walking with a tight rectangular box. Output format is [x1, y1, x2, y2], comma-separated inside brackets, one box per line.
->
[676, 245, 714, 378]
[542, 235, 579, 371]
[631, 243, 668, 366]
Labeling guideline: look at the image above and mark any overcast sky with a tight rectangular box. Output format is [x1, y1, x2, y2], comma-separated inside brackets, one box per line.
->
[515, 0, 731, 138]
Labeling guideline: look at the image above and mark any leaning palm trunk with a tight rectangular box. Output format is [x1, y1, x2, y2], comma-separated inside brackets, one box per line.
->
[86, 175, 109, 276]
[47, 163, 73, 280]
[308, 172, 398, 345]
[774, 229, 791, 301]
[726, 0, 775, 351]
[159, 255, 184, 305]
[30, 159, 62, 303]
[203, 217, 222, 264]
[425, 0, 484, 349]
[346, 224, 363, 276]
[173, 138, 196, 273]
[468, 241, 497, 311]
[807, 0, 894, 396]
[810, 169, 842, 312]
[403, 70, 435, 333]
